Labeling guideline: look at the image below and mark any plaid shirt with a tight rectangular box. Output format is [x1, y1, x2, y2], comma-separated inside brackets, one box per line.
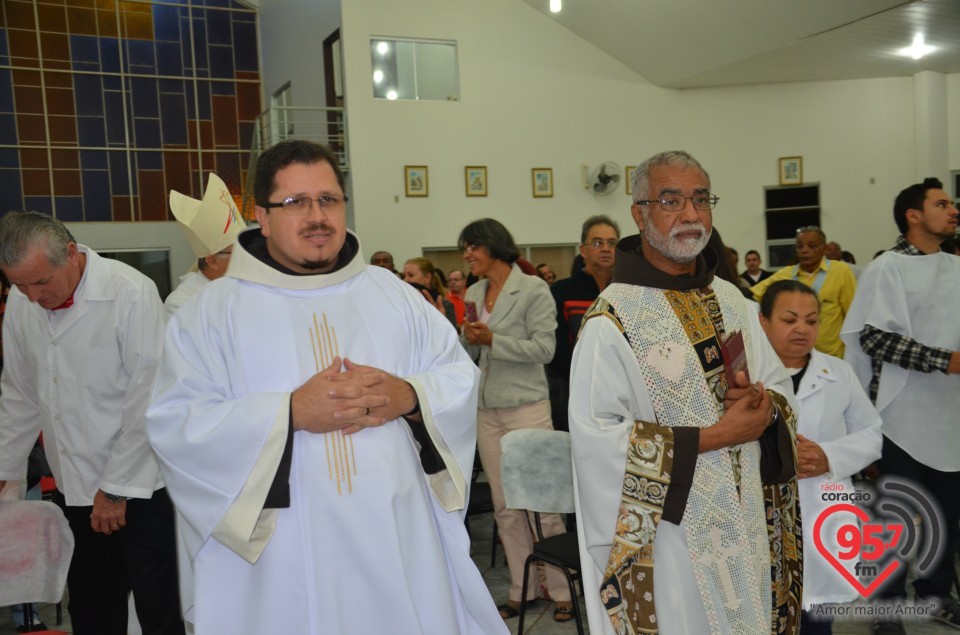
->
[860, 235, 953, 402]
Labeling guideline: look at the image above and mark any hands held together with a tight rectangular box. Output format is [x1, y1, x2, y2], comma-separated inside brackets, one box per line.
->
[291, 357, 419, 436]
[700, 370, 777, 453]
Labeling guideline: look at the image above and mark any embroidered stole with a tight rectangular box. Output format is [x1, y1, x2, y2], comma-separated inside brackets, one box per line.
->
[598, 286, 802, 635]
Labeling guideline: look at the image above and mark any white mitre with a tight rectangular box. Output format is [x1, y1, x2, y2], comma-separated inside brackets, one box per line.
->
[170, 173, 246, 258]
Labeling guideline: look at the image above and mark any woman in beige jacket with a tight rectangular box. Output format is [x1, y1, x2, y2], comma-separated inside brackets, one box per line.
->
[458, 218, 573, 623]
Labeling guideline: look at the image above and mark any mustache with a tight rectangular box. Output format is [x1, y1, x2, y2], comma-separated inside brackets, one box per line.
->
[300, 223, 333, 234]
[669, 222, 706, 238]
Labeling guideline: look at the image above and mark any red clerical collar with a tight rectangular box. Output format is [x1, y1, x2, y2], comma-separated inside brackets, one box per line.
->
[51, 294, 75, 311]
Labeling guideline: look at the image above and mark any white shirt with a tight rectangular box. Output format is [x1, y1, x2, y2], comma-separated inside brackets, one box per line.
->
[164, 270, 210, 316]
[0, 246, 167, 505]
[794, 349, 882, 607]
[841, 251, 960, 470]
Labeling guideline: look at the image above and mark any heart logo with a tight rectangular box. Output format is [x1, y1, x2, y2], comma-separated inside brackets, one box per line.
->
[812, 503, 901, 598]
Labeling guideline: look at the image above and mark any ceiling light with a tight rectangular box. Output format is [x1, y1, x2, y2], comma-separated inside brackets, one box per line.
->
[899, 34, 935, 60]
[386, 89, 398, 100]
[549, 0, 561, 12]
[376, 41, 390, 55]
[373, 69, 384, 84]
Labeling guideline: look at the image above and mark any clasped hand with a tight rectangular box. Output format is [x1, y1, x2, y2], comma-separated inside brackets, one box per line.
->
[462, 321, 492, 347]
[291, 357, 417, 435]
[706, 370, 776, 450]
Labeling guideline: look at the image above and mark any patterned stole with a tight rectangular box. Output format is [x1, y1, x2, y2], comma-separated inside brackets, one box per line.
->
[600, 286, 803, 635]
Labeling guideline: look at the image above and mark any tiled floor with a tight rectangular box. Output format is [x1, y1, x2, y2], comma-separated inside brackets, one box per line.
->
[2, 513, 957, 634]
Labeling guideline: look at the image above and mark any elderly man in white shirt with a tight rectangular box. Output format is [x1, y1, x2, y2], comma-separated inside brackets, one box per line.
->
[0, 211, 183, 635]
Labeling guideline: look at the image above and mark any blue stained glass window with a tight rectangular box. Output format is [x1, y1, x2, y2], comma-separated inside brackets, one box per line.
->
[80, 150, 108, 170]
[157, 41, 183, 76]
[136, 150, 163, 170]
[184, 83, 196, 119]
[0, 114, 17, 145]
[56, 197, 84, 222]
[77, 116, 107, 147]
[134, 119, 162, 148]
[0, 170, 23, 213]
[83, 170, 112, 221]
[24, 197, 53, 215]
[159, 79, 185, 94]
[233, 21, 258, 71]
[160, 94, 187, 144]
[74, 75, 104, 116]
[209, 45, 234, 79]
[109, 152, 130, 195]
[153, 5, 182, 42]
[192, 16, 209, 72]
[0, 27, 9, 65]
[0, 70, 14, 112]
[100, 38, 120, 73]
[211, 81, 235, 96]
[0, 148, 18, 168]
[206, 9, 232, 45]
[127, 40, 157, 71]
[70, 35, 99, 66]
[196, 82, 211, 119]
[130, 77, 160, 118]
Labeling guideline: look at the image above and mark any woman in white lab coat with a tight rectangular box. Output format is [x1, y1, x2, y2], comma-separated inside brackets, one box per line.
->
[759, 280, 882, 634]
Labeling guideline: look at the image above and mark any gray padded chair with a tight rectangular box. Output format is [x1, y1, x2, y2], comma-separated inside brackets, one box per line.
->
[500, 429, 584, 635]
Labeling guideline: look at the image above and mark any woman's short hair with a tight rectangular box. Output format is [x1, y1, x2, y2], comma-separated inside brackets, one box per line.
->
[457, 218, 520, 264]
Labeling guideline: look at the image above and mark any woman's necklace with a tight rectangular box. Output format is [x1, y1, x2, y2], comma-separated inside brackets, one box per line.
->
[485, 286, 500, 310]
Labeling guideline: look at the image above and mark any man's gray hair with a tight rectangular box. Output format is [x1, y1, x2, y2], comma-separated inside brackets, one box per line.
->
[0, 211, 76, 268]
[632, 151, 711, 203]
[580, 215, 621, 245]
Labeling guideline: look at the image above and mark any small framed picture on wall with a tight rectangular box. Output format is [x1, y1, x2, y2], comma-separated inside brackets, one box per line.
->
[531, 168, 553, 198]
[465, 166, 487, 197]
[778, 157, 803, 186]
[405, 165, 429, 197]
[625, 166, 637, 195]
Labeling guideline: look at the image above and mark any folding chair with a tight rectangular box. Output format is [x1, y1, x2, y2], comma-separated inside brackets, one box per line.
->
[500, 429, 584, 635]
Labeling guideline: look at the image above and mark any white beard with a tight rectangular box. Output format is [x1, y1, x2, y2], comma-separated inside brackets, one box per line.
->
[642, 208, 711, 264]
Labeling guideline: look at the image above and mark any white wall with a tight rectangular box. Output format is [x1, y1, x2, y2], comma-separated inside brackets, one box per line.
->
[249, 0, 958, 266]
[257, 0, 340, 107]
[66, 221, 196, 290]
[341, 0, 670, 263]
[676, 77, 915, 260]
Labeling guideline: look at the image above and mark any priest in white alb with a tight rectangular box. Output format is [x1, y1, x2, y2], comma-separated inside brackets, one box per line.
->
[147, 140, 506, 634]
[569, 151, 802, 635]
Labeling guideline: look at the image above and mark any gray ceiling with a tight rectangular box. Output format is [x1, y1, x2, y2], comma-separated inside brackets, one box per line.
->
[519, 0, 960, 89]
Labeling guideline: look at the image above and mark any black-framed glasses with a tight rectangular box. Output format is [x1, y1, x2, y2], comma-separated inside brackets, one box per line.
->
[634, 194, 719, 212]
[261, 194, 349, 215]
[585, 238, 618, 249]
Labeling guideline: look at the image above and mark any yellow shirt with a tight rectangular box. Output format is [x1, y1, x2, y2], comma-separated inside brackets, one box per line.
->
[751, 258, 857, 357]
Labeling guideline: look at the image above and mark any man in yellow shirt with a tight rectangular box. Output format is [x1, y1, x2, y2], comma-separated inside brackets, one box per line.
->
[751, 226, 856, 357]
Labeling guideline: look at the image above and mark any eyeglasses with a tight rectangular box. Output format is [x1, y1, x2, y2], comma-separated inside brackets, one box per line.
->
[795, 225, 821, 234]
[461, 243, 482, 255]
[634, 194, 719, 212]
[261, 194, 349, 215]
[585, 238, 618, 249]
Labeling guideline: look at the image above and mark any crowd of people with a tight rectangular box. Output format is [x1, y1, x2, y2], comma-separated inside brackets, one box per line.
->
[0, 140, 957, 635]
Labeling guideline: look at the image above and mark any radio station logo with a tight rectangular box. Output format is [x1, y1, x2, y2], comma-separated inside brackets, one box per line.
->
[813, 476, 945, 599]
